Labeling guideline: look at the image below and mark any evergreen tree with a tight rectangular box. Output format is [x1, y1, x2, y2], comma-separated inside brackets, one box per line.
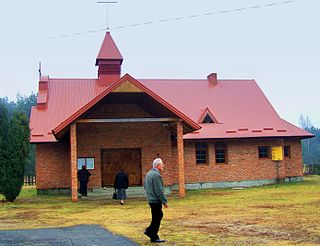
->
[0, 94, 37, 176]
[0, 103, 9, 195]
[15, 93, 37, 176]
[3, 112, 30, 202]
[24, 144, 35, 176]
[16, 93, 37, 118]
[0, 97, 15, 118]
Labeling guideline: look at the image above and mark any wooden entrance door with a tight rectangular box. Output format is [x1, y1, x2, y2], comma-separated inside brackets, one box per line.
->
[101, 148, 142, 187]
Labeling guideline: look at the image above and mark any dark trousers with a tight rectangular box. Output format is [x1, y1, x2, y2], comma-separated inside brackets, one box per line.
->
[79, 181, 88, 196]
[146, 203, 163, 241]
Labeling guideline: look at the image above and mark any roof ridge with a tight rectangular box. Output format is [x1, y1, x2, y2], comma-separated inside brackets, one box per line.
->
[138, 78, 206, 81]
[49, 78, 98, 81]
[138, 78, 255, 82]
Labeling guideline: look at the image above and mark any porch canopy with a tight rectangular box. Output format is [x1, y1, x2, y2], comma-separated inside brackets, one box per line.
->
[52, 74, 201, 201]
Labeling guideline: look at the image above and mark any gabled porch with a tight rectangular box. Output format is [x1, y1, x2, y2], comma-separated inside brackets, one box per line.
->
[53, 74, 200, 202]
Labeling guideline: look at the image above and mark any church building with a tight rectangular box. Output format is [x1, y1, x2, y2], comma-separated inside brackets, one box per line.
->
[29, 32, 313, 201]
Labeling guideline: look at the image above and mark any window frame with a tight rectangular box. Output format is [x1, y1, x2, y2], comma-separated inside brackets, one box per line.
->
[77, 157, 95, 170]
[202, 114, 214, 123]
[284, 145, 291, 159]
[215, 142, 227, 164]
[195, 142, 208, 164]
[258, 146, 270, 159]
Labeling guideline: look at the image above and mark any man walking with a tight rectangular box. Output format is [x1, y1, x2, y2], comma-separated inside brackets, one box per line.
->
[144, 158, 168, 243]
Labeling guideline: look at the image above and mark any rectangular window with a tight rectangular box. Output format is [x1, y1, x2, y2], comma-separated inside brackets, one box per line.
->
[258, 146, 270, 158]
[196, 142, 208, 164]
[77, 157, 95, 170]
[215, 142, 227, 163]
[284, 146, 291, 158]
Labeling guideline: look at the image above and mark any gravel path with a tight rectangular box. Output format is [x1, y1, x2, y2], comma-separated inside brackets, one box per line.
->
[0, 224, 138, 246]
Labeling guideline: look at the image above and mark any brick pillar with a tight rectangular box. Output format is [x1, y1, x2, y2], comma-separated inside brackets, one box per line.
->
[177, 120, 185, 198]
[70, 124, 78, 202]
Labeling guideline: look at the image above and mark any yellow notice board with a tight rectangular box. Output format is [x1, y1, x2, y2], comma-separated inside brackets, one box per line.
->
[272, 146, 283, 161]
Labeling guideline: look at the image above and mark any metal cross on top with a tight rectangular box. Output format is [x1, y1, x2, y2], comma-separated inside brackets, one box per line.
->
[97, 1, 118, 30]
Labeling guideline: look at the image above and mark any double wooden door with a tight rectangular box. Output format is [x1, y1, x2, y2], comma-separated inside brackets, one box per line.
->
[101, 148, 142, 187]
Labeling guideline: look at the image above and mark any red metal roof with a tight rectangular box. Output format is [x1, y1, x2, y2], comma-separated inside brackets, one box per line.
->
[51, 74, 200, 136]
[29, 32, 312, 143]
[30, 78, 107, 142]
[96, 32, 123, 64]
[30, 77, 313, 143]
[138, 79, 313, 140]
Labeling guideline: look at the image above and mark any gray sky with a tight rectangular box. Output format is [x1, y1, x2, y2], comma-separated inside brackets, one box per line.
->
[0, 0, 319, 127]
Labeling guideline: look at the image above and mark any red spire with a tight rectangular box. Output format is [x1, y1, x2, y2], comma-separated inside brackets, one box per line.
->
[96, 32, 123, 81]
[96, 32, 123, 65]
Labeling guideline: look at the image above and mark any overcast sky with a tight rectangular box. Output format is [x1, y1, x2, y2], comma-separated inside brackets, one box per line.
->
[0, 0, 319, 127]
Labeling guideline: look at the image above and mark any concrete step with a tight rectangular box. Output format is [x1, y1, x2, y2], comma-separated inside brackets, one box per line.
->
[87, 186, 172, 198]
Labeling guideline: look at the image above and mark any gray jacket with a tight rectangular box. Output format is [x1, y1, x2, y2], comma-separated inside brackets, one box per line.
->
[144, 168, 168, 204]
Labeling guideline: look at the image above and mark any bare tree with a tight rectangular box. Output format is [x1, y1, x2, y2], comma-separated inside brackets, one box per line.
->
[299, 114, 312, 129]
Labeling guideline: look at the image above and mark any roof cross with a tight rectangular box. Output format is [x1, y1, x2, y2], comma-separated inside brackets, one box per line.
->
[97, 1, 118, 30]
[38, 62, 42, 79]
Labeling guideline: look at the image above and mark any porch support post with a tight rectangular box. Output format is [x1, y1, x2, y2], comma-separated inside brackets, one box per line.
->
[70, 123, 78, 202]
[177, 120, 186, 198]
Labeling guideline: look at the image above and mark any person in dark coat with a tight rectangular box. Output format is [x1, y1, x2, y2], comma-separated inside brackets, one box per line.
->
[77, 165, 91, 197]
[114, 169, 129, 205]
[143, 158, 168, 243]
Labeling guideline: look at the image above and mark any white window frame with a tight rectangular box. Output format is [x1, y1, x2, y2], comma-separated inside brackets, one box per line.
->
[77, 157, 95, 170]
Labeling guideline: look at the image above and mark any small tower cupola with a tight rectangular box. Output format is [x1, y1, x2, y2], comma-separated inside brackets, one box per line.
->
[96, 32, 123, 80]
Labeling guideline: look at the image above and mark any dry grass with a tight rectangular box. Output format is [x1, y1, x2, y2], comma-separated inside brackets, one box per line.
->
[1, 176, 320, 245]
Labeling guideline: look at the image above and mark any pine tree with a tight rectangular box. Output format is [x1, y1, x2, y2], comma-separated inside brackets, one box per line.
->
[3, 112, 30, 202]
[0, 94, 36, 177]
[0, 103, 9, 195]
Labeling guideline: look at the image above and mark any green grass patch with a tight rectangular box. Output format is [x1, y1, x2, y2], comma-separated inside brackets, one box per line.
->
[1, 176, 320, 245]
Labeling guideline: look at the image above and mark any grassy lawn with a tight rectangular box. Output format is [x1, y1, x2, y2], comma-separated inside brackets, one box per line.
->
[1, 176, 320, 245]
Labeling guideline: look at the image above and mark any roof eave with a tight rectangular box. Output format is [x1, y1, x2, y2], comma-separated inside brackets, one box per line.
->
[184, 134, 315, 141]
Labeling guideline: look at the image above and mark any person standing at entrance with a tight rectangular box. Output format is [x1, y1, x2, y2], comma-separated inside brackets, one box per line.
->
[114, 169, 129, 205]
[144, 158, 168, 243]
[77, 165, 91, 197]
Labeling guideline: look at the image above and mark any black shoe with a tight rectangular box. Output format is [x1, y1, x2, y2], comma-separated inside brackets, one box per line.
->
[151, 239, 165, 243]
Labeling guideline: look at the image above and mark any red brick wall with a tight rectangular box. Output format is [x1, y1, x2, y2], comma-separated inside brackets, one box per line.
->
[36, 143, 70, 189]
[180, 138, 303, 184]
[77, 122, 173, 187]
[283, 139, 303, 177]
[78, 103, 173, 187]
[85, 103, 153, 119]
[36, 104, 175, 190]
[35, 103, 304, 189]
